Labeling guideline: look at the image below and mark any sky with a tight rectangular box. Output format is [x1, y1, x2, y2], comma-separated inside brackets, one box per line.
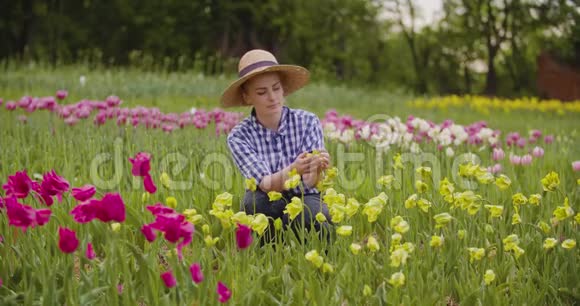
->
[412, 0, 443, 27]
[379, 0, 444, 28]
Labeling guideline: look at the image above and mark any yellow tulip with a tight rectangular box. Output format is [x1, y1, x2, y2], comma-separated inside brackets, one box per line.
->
[485, 205, 504, 218]
[543, 238, 558, 250]
[512, 193, 528, 206]
[111, 222, 121, 232]
[251, 214, 269, 236]
[389, 248, 409, 267]
[245, 177, 257, 191]
[267, 191, 283, 201]
[484, 270, 495, 285]
[350, 243, 362, 255]
[553, 197, 575, 221]
[305, 250, 324, 268]
[430, 235, 444, 248]
[165, 196, 177, 209]
[541, 171, 560, 192]
[336, 225, 353, 236]
[388, 272, 405, 288]
[495, 175, 512, 190]
[321, 263, 334, 273]
[528, 194, 542, 206]
[468, 247, 485, 263]
[367, 236, 380, 252]
[283, 197, 304, 221]
[562, 239, 576, 249]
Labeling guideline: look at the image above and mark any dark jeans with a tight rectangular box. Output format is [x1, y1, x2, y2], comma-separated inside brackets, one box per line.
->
[242, 189, 331, 243]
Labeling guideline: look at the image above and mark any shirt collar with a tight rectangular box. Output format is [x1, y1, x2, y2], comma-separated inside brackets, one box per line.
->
[250, 106, 289, 142]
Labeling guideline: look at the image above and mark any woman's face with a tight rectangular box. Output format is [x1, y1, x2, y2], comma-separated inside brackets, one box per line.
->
[242, 72, 285, 116]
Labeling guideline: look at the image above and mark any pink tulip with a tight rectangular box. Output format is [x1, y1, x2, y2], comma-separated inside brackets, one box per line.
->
[236, 223, 253, 250]
[56, 90, 68, 100]
[217, 281, 232, 303]
[488, 163, 502, 174]
[117, 284, 123, 294]
[544, 135, 554, 144]
[516, 138, 527, 148]
[509, 154, 521, 165]
[572, 161, 580, 172]
[72, 185, 96, 201]
[5, 101, 16, 110]
[58, 227, 79, 254]
[492, 148, 505, 161]
[530, 129, 542, 139]
[190, 263, 204, 284]
[532, 146, 544, 158]
[161, 271, 177, 288]
[86, 243, 96, 260]
[106, 95, 121, 107]
[64, 116, 79, 126]
[520, 154, 532, 165]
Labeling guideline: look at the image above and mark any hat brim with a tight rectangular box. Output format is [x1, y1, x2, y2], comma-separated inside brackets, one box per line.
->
[220, 65, 310, 108]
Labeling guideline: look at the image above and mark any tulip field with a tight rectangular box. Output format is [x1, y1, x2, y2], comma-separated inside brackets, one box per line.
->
[1, 66, 579, 305]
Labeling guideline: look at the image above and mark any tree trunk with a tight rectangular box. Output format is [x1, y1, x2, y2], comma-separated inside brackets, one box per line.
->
[484, 46, 498, 95]
[463, 64, 472, 93]
[17, 0, 34, 58]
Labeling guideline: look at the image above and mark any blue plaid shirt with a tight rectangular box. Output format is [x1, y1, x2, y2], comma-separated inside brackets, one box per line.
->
[227, 106, 324, 194]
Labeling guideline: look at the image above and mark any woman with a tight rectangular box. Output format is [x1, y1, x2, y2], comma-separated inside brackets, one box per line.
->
[221, 49, 331, 240]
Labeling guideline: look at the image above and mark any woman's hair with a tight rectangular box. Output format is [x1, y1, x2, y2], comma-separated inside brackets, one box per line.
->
[240, 71, 282, 94]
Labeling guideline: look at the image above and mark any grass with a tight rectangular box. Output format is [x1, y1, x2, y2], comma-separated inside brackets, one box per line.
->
[0, 64, 579, 305]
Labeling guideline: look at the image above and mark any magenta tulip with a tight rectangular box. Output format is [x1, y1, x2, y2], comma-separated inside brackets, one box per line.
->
[143, 174, 157, 194]
[2, 170, 34, 199]
[72, 185, 96, 201]
[58, 227, 79, 254]
[86, 243, 96, 260]
[217, 281, 232, 303]
[70, 193, 125, 223]
[5, 197, 51, 231]
[129, 152, 151, 177]
[95, 193, 126, 223]
[161, 271, 177, 288]
[141, 224, 157, 242]
[236, 223, 253, 250]
[190, 263, 204, 284]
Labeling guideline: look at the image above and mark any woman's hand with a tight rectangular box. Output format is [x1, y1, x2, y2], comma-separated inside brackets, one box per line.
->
[291, 152, 317, 175]
[317, 150, 331, 172]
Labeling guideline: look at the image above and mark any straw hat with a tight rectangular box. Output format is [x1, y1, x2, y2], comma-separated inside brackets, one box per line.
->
[220, 49, 310, 107]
